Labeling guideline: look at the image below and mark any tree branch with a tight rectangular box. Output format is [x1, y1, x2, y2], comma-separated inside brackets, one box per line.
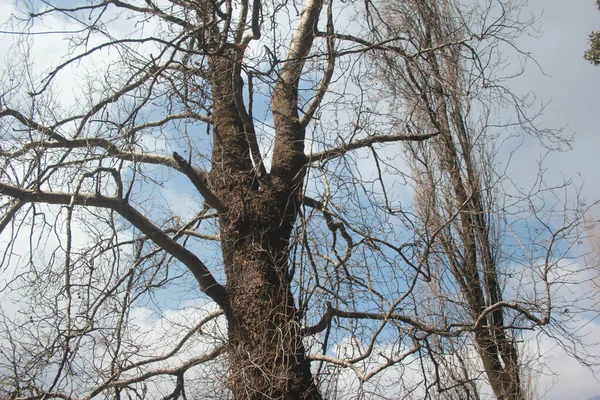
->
[0, 183, 228, 308]
[303, 301, 461, 337]
[299, 0, 335, 127]
[307, 132, 438, 163]
[173, 152, 224, 212]
[92, 345, 226, 393]
[0, 109, 67, 142]
[108, 0, 191, 28]
[0, 128, 221, 211]
[270, 0, 324, 183]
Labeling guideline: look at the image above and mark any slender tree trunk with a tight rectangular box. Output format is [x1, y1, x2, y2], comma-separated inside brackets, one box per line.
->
[392, 3, 525, 398]
[474, 332, 521, 400]
[433, 85, 523, 400]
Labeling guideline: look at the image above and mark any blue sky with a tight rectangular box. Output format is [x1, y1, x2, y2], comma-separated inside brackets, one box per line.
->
[507, 0, 600, 206]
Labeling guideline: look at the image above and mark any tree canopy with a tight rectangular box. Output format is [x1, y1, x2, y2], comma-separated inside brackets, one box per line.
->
[0, 0, 596, 399]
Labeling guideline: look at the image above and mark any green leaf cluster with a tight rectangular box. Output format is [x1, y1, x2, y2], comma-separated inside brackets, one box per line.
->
[585, 0, 600, 65]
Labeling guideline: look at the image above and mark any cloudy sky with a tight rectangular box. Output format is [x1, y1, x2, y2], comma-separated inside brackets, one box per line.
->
[512, 0, 600, 206]
[511, 1, 600, 399]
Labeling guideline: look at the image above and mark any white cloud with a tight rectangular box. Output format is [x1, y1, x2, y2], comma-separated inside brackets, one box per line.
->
[532, 318, 600, 400]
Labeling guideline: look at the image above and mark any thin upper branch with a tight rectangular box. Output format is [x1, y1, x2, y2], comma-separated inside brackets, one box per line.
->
[307, 131, 439, 163]
[108, 0, 192, 28]
[0, 108, 220, 209]
[0, 109, 67, 142]
[299, 0, 336, 127]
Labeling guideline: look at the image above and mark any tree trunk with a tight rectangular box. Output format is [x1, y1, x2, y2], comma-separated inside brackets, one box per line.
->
[475, 331, 522, 400]
[214, 184, 320, 398]
[222, 216, 320, 399]
[208, 46, 321, 398]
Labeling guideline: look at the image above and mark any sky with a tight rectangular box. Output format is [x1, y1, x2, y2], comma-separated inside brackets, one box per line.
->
[509, 0, 600, 207]
[506, 1, 600, 399]
[0, 0, 599, 398]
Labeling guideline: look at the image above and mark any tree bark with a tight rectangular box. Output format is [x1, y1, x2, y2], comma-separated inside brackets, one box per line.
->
[207, 40, 321, 397]
[221, 214, 320, 399]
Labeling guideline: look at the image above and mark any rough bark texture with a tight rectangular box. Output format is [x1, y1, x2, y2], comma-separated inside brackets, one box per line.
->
[207, 35, 320, 396]
[219, 200, 318, 399]
[203, 1, 325, 396]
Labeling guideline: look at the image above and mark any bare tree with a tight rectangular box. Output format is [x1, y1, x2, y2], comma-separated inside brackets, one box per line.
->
[375, 2, 523, 397]
[0, 0, 593, 399]
[374, 1, 597, 399]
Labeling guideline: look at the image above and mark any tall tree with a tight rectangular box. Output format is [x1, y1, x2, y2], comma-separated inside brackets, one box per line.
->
[380, 2, 522, 397]
[0, 0, 591, 398]
[375, 1, 592, 398]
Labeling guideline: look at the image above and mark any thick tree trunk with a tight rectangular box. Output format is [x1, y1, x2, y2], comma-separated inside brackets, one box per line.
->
[214, 183, 320, 398]
[221, 218, 320, 399]
[207, 44, 321, 398]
